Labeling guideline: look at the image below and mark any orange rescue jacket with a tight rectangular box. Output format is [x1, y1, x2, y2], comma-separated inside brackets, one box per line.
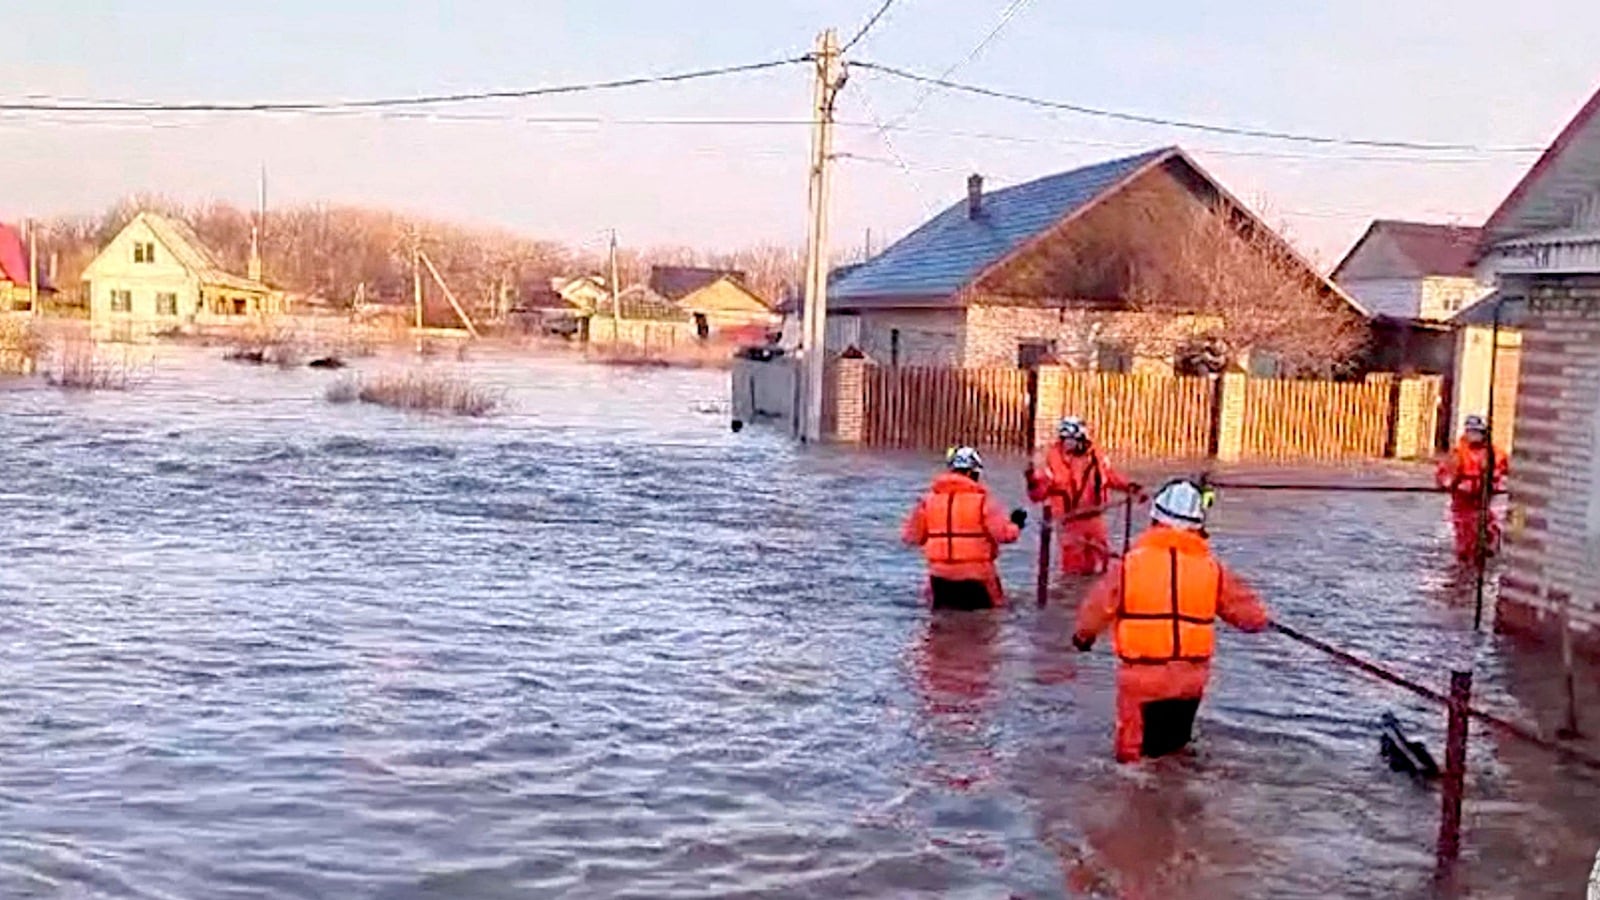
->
[1435, 439, 1507, 510]
[1115, 529, 1222, 664]
[903, 473, 1021, 570]
[1027, 444, 1130, 517]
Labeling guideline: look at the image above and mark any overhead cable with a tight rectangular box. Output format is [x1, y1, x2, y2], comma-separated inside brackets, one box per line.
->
[0, 57, 806, 113]
[854, 60, 1545, 154]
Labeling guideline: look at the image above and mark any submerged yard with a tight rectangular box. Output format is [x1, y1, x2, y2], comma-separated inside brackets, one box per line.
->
[0, 345, 1595, 898]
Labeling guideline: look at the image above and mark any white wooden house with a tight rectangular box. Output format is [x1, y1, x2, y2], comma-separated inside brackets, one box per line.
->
[84, 212, 285, 342]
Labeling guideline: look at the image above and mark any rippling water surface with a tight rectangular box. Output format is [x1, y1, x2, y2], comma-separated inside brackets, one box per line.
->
[2, 347, 1597, 899]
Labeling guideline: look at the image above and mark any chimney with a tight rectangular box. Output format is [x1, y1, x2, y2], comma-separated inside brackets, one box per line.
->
[967, 173, 983, 219]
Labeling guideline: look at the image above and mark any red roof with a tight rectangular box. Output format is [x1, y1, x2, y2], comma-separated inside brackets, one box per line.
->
[0, 222, 29, 285]
[1332, 220, 1483, 281]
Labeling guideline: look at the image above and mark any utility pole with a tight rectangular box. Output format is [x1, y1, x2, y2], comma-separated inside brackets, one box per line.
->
[249, 164, 266, 283]
[608, 228, 620, 335]
[411, 227, 423, 336]
[798, 28, 845, 443]
[26, 219, 39, 317]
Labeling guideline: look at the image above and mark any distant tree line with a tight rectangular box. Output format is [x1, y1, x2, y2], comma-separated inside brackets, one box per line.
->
[37, 196, 806, 317]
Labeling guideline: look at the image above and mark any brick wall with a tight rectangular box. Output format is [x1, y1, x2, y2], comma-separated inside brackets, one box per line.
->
[842, 308, 965, 366]
[962, 300, 1213, 369]
[1499, 277, 1600, 653]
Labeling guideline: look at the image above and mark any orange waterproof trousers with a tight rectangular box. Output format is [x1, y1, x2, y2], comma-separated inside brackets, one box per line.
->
[1114, 662, 1211, 763]
[1450, 508, 1500, 562]
[1059, 515, 1112, 575]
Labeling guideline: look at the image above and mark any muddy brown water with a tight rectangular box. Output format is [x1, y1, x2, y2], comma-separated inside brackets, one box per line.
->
[1, 347, 1596, 898]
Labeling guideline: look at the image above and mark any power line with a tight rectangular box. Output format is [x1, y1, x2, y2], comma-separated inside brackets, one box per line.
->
[854, 60, 1545, 154]
[890, 0, 1033, 127]
[0, 57, 806, 113]
[841, 0, 902, 54]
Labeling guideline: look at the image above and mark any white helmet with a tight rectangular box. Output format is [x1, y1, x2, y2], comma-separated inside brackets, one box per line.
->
[1152, 479, 1209, 530]
[1058, 416, 1087, 441]
[947, 446, 984, 472]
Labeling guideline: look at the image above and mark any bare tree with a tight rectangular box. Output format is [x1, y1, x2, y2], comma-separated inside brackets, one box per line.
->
[1113, 199, 1367, 375]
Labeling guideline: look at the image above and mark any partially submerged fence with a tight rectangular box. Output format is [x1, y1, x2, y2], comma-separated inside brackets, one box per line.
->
[1239, 376, 1395, 461]
[825, 359, 1441, 462]
[861, 365, 1031, 451]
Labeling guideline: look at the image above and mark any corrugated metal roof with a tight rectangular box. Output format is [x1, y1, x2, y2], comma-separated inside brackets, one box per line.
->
[830, 148, 1174, 306]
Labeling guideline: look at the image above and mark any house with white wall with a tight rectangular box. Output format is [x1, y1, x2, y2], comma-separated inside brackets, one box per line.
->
[84, 212, 285, 342]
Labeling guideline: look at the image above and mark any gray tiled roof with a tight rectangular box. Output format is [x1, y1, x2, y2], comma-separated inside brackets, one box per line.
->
[830, 148, 1174, 307]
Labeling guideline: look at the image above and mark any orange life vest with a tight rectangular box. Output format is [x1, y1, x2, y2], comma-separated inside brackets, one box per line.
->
[1115, 532, 1221, 664]
[1044, 445, 1111, 511]
[921, 489, 995, 566]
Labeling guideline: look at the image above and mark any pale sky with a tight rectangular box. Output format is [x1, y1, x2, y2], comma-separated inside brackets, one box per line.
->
[3, 0, 1598, 267]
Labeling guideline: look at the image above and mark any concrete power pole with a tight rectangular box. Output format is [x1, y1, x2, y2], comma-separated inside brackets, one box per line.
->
[798, 28, 845, 443]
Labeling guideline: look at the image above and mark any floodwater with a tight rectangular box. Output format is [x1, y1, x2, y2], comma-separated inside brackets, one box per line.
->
[1, 346, 1596, 899]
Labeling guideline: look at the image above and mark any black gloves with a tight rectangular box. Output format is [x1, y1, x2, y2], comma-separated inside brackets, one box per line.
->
[1009, 508, 1028, 529]
[1071, 633, 1095, 652]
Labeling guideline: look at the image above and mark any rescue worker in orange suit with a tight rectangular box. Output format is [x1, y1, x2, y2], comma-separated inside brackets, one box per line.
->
[1026, 417, 1141, 575]
[903, 447, 1027, 610]
[1435, 414, 1508, 564]
[1071, 480, 1270, 762]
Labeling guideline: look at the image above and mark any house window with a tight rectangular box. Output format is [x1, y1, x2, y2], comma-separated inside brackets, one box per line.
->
[693, 313, 710, 340]
[1095, 340, 1133, 374]
[109, 289, 132, 313]
[1017, 340, 1055, 369]
[233, 297, 247, 315]
[132, 242, 155, 264]
[155, 292, 178, 316]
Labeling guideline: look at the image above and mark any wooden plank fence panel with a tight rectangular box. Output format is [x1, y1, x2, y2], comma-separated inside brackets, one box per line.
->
[1048, 372, 1214, 458]
[1240, 378, 1392, 461]
[860, 365, 1032, 452]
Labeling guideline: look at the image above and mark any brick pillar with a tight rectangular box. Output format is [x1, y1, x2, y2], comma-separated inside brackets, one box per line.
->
[829, 357, 867, 443]
[1032, 366, 1065, 453]
[1214, 372, 1247, 462]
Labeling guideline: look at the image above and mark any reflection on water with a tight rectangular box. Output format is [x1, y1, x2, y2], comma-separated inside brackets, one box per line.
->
[1, 344, 1597, 898]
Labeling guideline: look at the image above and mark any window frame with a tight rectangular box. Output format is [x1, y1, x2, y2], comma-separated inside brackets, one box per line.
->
[155, 292, 179, 316]
[109, 289, 133, 313]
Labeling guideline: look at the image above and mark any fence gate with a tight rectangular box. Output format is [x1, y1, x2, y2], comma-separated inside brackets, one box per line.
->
[1241, 377, 1393, 461]
[863, 365, 1032, 452]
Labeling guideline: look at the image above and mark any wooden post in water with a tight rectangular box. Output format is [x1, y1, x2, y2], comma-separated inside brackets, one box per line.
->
[1436, 669, 1473, 873]
[1035, 507, 1053, 608]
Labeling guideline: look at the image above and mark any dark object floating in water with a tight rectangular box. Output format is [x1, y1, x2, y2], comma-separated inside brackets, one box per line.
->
[730, 419, 744, 433]
[1380, 712, 1440, 779]
[225, 349, 267, 365]
[308, 357, 347, 370]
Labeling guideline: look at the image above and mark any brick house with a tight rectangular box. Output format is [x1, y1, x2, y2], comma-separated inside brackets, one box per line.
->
[825, 147, 1362, 371]
[1475, 83, 1600, 651]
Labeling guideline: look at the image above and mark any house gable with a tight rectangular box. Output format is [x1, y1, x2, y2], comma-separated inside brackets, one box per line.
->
[676, 278, 772, 315]
[1332, 220, 1482, 282]
[82, 215, 201, 287]
[829, 148, 1174, 309]
[1482, 84, 1600, 246]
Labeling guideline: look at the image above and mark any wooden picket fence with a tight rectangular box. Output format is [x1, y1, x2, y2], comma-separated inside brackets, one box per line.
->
[841, 362, 1434, 462]
[863, 365, 1032, 451]
[1048, 372, 1215, 458]
[1240, 377, 1394, 460]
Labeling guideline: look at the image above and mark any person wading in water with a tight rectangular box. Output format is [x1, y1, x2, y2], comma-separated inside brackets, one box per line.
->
[902, 446, 1027, 610]
[1071, 479, 1271, 762]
